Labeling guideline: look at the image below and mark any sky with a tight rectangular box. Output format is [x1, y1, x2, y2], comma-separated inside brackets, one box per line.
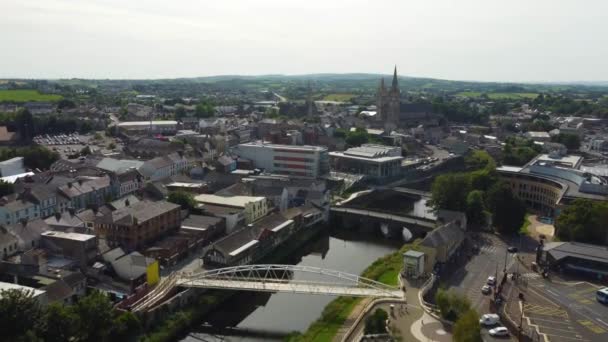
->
[1, 0, 607, 82]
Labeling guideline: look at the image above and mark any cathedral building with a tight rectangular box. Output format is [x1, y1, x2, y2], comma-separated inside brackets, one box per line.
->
[376, 66, 441, 129]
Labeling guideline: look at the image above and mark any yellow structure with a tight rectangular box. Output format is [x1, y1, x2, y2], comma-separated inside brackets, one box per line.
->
[195, 194, 269, 224]
[146, 260, 160, 286]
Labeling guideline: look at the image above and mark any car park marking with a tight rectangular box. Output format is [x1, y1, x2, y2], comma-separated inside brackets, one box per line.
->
[596, 319, 608, 328]
[524, 303, 568, 318]
[577, 320, 606, 334]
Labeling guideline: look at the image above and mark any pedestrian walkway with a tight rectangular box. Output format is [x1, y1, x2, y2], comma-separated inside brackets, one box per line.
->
[342, 275, 454, 341]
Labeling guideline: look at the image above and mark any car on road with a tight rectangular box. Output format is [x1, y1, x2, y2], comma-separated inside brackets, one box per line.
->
[507, 246, 518, 253]
[487, 276, 496, 286]
[481, 285, 492, 295]
[479, 313, 500, 326]
[489, 326, 509, 337]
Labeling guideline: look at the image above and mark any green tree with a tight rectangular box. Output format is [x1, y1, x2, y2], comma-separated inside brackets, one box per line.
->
[453, 309, 482, 342]
[364, 308, 388, 334]
[435, 288, 472, 321]
[552, 133, 581, 150]
[466, 190, 486, 227]
[80, 146, 92, 156]
[195, 101, 215, 118]
[44, 303, 77, 342]
[345, 128, 370, 147]
[0, 289, 44, 341]
[111, 311, 142, 341]
[15, 108, 34, 141]
[555, 199, 608, 243]
[465, 150, 495, 171]
[431, 173, 471, 212]
[486, 181, 526, 234]
[168, 190, 197, 210]
[73, 290, 115, 342]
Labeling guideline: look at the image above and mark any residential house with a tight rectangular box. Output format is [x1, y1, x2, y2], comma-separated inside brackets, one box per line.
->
[418, 221, 466, 274]
[5, 219, 50, 251]
[58, 176, 114, 211]
[139, 152, 189, 182]
[1, 226, 19, 259]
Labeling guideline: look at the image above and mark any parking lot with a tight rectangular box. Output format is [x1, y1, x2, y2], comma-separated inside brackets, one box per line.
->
[36, 132, 123, 159]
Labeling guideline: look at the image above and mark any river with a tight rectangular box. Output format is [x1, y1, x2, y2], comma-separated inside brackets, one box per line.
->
[181, 229, 401, 341]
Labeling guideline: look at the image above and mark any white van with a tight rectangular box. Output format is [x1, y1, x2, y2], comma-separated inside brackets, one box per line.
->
[479, 313, 500, 326]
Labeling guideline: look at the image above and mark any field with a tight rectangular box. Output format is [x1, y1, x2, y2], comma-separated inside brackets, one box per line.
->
[322, 93, 356, 102]
[456, 91, 538, 99]
[0, 89, 63, 103]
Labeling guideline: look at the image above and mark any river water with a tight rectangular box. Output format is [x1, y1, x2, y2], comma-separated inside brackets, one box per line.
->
[181, 229, 400, 341]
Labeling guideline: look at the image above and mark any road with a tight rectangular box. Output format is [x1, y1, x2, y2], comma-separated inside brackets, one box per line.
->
[442, 233, 516, 313]
[527, 278, 608, 341]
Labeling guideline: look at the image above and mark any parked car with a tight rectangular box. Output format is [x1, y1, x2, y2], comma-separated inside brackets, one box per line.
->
[507, 246, 518, 253]
[479, 313, 500, 326]
[489, 326, 509, 337]
[487, 276, 496, 286]
[482, 285, 492, 295]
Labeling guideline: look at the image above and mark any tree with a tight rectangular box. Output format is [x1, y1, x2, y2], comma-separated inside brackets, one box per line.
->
[555, 199, 608, 243]
[0, 179, 14, 197]
[57, 99, 76, 109]
[435, 288, 472, 321]
[364, 308, 388, 334]
[486, 181, 526, 234]
[466, 190, 487, 227]
[453, 309, 482, 342]
[345, 128, 370, 147]
[431, 173, 472, 212]
[73, 291, 115, 342]
[43, 303, 77, 342]
[111, 311, 142, 341]
[80, 146, 92, 156]
[465, 150, 495, 171]
[195, 101, 215, 118]
[168, 190, 197, 210]
[0, 289, 44, 341]
[552, 133, 581, 150]
[15, 108, 34, 141]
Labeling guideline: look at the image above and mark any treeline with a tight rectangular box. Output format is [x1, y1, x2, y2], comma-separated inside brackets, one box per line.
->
[431, 150, 526, 233]
[435, 289, 482, 342]
[3, 109, 95, 141]
[0, 290, 141, 342]
[532, 94, 608, 117]
[0, 145, 59, 170]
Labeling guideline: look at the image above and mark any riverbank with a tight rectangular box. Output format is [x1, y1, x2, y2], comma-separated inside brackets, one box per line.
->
[286, 241, 420, 342]
[137, 224, 325, 342]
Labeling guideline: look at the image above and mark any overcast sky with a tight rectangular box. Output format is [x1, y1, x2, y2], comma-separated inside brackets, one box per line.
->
[2, 0, 607, 82]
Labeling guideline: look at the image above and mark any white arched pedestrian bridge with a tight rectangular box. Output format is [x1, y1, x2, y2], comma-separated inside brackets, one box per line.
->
[132, 264, 403, 312]
[176, 264, 404, 298]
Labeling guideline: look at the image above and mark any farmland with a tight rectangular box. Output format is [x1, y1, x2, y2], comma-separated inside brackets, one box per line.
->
[456, 91, 538, 100]
[0, 89, 63, 103]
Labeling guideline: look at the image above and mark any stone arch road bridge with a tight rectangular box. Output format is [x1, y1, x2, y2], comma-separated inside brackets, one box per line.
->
[132, 264, 403, 312]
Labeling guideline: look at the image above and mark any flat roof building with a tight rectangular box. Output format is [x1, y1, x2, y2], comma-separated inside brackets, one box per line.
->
[118, 121, 178, 135]
[329, 144, 403, 182]
[497, 153, 608, 217]
[232, 142, 329, 178]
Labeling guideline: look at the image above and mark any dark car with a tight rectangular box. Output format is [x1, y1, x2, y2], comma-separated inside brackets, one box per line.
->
[507, 246, 518, 253]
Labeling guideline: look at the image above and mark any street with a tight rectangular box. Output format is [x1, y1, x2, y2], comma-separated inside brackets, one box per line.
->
[525, 278, 608, 341]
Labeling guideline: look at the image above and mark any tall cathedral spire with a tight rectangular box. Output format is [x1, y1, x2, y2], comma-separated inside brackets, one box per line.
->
[391, 65, 399, 92]
[306, 80, 313, 119]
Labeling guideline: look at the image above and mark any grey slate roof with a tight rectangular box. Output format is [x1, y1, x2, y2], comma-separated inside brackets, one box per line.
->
[420, 222, 465, 248]
[544, 242, 608, 263]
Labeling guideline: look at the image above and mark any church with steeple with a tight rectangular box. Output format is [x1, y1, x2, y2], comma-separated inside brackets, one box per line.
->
[375, 66, 441, 130]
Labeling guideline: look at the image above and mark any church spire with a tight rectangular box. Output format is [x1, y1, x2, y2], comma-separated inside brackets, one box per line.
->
[306, 80, 313, 119]
[391, 65, 399, 91]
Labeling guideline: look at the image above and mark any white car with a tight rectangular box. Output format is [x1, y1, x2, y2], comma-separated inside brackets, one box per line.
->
[489, 326, 509, 337]
[481, 285, 492, 295]
[487, 276, 496, 286]
[479, 313, 500, 326]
